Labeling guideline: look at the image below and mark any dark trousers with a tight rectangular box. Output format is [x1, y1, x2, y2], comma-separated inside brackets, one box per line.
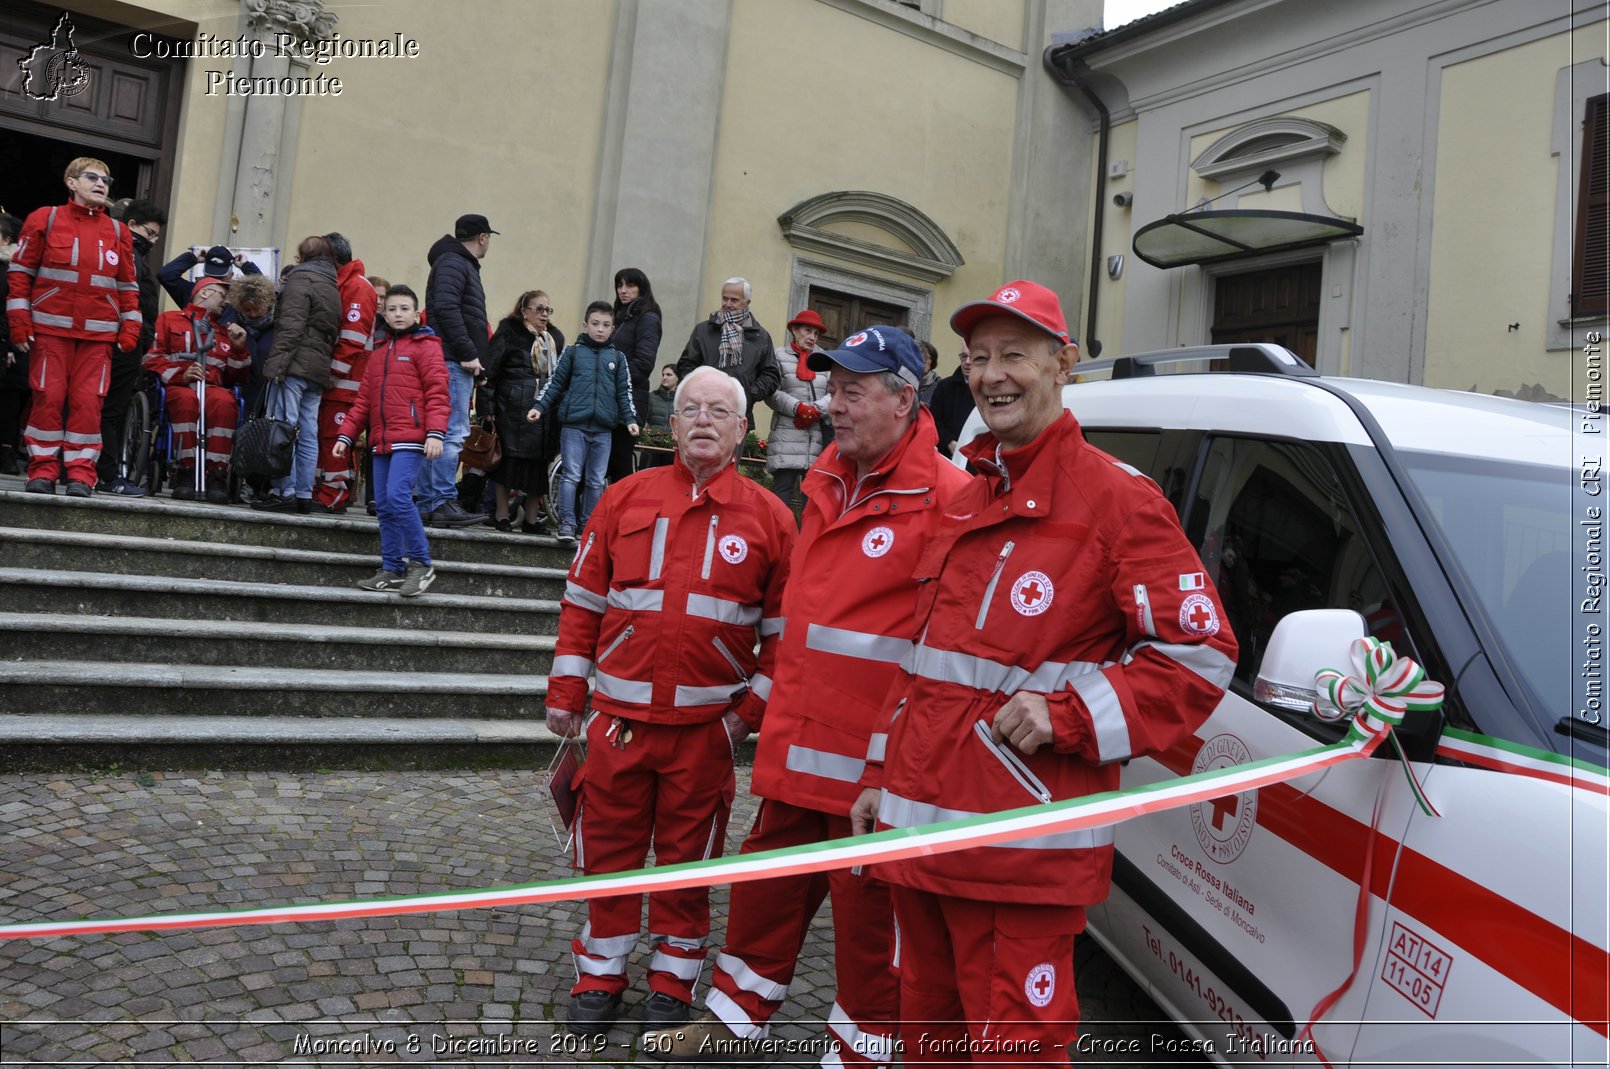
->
[96, 352, 143, 485]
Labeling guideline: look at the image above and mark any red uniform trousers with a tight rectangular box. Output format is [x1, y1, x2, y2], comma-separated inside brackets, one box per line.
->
[164, 383, 238, 477]
[313, 396, 357, 509]
[24, 335, 110, 485]
[890, 886, 1085, 1065]
[707, 800, 899, 1066]
[571, 715, 735, 1004]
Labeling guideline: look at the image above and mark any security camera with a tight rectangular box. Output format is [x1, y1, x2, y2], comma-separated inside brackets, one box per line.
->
[1113, 192, 1133, 208]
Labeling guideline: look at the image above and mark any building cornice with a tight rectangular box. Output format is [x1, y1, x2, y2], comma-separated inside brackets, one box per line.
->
[813, 0, 1025, 75]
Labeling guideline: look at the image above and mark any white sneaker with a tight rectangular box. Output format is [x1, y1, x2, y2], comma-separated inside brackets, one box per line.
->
[399, 562, 436, 597]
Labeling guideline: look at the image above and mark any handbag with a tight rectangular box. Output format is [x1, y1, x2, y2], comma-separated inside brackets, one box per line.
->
[461, 424, 502, 471]
[231, 382, 299, 480]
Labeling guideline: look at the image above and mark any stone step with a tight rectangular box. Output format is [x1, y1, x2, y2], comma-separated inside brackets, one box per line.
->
[0, 613, 557, 675]
[0, 713, 563, 744]
[0, 568, 562, 635]
[0, 485, 574, 569]
[0, 661, 549, 718]
[0, 527, 567, 600]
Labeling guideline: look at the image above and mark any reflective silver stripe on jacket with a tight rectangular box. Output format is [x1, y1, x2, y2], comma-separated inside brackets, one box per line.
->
[607, 587, 663, 612]
[648, 518, 669, 580]
[686, 593, 761, 627]
[83, 318, 119, 332]
[550, 655, 595, 678]
[89, 273, 117, 290]
[119, 309, 142, 321]
[563, 581, 607, 614]
[903, 642, 1109, 696]
[595, 671, 653, 704]
[331, 378, 362, 392]
[1070, 670, 1131, 764]
[32, 312, 74, 329]
[37, 266, 77, 283]
[338, 329, 369, 345]
[1128, 639, 1236, 687]
[8, 262, 35, 278]
[828, 1001, 896, 1065]
[805, 624, 912, 664]
[759, 616, 785, 638]
[674, 681, 745, 706]
[5, 299, 29, 312]
[879, 790, 1113, 851]
[784, 744, 864, 784]
[749, 672, 772, 701]
[865, 732, 887, 762]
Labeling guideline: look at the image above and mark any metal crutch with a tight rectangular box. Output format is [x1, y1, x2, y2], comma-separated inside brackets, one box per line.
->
[194, 354, 205, 497]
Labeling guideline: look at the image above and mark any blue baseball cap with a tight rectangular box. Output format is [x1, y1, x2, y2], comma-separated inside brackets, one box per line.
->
[807, 325, 924, 388]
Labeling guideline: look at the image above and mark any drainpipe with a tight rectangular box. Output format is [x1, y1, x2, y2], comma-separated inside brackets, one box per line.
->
[1044, 45, 1109, 357]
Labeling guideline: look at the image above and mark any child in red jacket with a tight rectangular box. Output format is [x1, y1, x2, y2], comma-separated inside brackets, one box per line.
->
[334, 285, 449, 597]
[141, 276, 251, 502]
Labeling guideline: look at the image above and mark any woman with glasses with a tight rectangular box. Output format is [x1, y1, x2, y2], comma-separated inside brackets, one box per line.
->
[479, 290, 565, 532]
[606, 267, 661, 482]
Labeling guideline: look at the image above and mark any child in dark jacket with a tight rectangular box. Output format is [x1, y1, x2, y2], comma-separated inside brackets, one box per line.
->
[527, 301, 638, 544]
[334, 285, 449, 597]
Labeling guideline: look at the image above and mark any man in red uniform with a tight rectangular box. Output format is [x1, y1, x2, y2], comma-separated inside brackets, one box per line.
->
[141, 276, 251, 501]
[546, 365, 795, 1036]
[851, 281, 1239, 1063]
[311, 232, 376, 513]
[6, 156, 141, 495]
[647, 327, 972, 1066]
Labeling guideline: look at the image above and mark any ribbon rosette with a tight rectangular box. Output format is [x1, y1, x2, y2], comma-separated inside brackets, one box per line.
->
[1314, 636, 1446, 814]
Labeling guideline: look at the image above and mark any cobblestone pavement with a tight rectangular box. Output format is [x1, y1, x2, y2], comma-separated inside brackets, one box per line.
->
[0, 766, 1198, 1066]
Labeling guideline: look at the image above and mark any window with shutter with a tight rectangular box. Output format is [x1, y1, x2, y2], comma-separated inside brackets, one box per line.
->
[1573, 94, 1610, 318]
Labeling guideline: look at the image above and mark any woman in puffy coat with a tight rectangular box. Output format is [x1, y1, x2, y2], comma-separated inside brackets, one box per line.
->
[257, 235, 339, 512]
[479, 290, 565, 532]
[763, 309, 832, 520]
[605, 267, 661, 482]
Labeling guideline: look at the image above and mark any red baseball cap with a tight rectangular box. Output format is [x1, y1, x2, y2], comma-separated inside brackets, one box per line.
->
[787, 309, 828, 332]
[949, 280, 1073, 346]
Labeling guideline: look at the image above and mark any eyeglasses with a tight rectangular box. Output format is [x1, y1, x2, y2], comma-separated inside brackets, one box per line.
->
[525, 305, 552, 315]
[677, 405, 737, 423]
[76, 172, 112, 186]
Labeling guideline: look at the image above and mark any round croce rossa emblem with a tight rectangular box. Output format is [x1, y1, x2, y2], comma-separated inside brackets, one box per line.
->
[862, 526, 894, 558]
[719, 534, 748, 565]
[1009, 571, 1053, 616]
[996, 286, 1021, 303]
[1189, 733, 1258, 864]
[1024, 962, 1056, 1007]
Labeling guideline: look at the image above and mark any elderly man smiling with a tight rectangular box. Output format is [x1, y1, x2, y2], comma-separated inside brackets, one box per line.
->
[545, 365, 796, 1036]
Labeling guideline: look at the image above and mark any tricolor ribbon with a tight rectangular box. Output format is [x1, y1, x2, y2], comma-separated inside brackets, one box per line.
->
[1302, 636, 1446, 1067]
[0, 716, 1402, 942]
[1314, 636, 1445, 816]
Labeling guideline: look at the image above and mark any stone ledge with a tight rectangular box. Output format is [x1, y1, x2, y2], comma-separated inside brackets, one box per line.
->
[0, 660, 549, 693]
[0, 612, 555, 651]
[0, 713, 560, 744]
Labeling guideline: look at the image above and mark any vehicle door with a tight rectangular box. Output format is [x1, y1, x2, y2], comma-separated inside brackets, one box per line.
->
[1092, 431, 1417, 1064]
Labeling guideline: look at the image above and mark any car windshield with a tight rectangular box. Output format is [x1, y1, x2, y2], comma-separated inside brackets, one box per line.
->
[1397, 450, 1573, 718]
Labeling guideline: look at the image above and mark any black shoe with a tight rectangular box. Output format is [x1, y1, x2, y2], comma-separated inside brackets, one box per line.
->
[204, 478, 229, 504]
[0, 446, 21, 475]
[251, 492, 301, 513]
[427, 501, 488, 528]
[23, 478, 55, 495]
[105, 476, 148, 497]
[173, 483, 199, 501]
[639, 992, 691, 1028]
[521, 519, 548, 535]
[366, 500, 377, 516]
[312, 501, 347, 515]
[64, 480, 92, 498]
[566, 990, 622, 1037]
[490, 517, 513, 533]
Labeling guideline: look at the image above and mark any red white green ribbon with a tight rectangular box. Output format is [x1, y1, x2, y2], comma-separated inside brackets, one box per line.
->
[1315, 636, 1445, 816]
[0, 724, 1394, 942]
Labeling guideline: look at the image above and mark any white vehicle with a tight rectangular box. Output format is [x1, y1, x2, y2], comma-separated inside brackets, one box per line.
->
[955, 346, 1607, 1066]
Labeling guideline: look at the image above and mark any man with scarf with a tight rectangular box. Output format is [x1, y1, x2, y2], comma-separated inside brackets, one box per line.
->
[675, 277, 781, 430]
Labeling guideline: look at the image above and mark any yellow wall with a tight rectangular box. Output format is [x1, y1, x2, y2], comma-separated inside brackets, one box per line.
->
[1086, 118, 1136, 358]
[1425, 23, 1606, 398]
[1185, 90, 1370, 220]
[714, 0, 1020, 342]
[943, 0, 1025, 49]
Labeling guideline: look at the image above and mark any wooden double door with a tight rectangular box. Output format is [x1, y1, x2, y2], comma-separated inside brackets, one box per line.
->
[1211, 262, 1321, 367]
[805, 289, 908, 349]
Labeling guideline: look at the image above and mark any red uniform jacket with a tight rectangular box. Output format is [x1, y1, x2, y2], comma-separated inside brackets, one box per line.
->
[326, 257, 377, 405]
[6, 200, 140, 348]
[547, 457, 795, 728]
[142, 306, 250, 389]
[869, 411, 1239, 906]
[337, 324, 449, 455]
[748, 409, 973, 816]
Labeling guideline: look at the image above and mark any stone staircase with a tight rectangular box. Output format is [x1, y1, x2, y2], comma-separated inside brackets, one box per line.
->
[0, 476, 574, 768]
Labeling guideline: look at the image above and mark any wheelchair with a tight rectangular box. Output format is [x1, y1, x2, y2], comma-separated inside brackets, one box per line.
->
[116, 370, 246, 498]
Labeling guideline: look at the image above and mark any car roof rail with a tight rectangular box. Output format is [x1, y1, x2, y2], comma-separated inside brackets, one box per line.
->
[1077, 343, 1318, 380]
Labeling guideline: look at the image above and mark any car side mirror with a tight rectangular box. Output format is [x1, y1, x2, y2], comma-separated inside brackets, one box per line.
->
[1253, 609, 1366, 713]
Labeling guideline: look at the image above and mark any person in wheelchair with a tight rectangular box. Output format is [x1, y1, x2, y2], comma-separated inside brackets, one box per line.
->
[141, 277, 250, 502]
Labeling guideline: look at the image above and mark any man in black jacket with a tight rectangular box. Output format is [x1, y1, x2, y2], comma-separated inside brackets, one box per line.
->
[927, 347, 976, 459]
[419, 213, 494, 527]
[97, 199, 167, 496]
[675, 277, 781, 430]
